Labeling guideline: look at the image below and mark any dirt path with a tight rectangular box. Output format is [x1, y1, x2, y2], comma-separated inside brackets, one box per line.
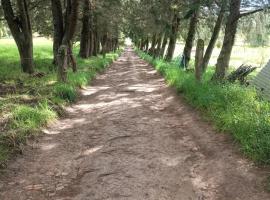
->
[0, 48, 270, 200]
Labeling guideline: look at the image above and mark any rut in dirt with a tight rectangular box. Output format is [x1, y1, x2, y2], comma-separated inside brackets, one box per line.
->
[0, 47, 270, 200]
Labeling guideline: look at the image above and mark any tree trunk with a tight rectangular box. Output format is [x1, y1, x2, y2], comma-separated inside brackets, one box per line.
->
[101, 33, 108, 58]
[195, 39, 204, 81]
[154, 35, 162, 58]
[1, 0, 34, 74]
[18, 41, 34, 73]
[180, 8, 199, 68]
[55, 0, 80, 82]
[57, 45, 68, 82]
[149, 34, 157, 55]
[68, 42, 77, 72]
[160, 33, 168, 58]
[213, 0, 241, 80]
[79, 0, 90, 58]
[51, 0, 64, 65]
[201, 0, 226, 72]
[145, 37, 149, 52]
[165, 14, 180, 62]
[93, 31, 98, 56]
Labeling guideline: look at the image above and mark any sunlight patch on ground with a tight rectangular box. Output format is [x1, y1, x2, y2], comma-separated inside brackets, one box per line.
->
[126, 84, 159, 93]
[82, 86, 111, 96]
[42, 129, 61, 135]
[57, 118, 87, 130]
[40, 143, 58, 151]
[160, 156, 188, 167]
[83, 146, 103, 156]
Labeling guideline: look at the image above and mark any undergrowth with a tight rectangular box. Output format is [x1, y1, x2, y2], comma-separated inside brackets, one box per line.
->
[0, 40, 122, 166]
[137, 49, 270, 164]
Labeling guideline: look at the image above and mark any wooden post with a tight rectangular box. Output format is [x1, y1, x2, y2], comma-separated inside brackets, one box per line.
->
[195, 39, 204, 81]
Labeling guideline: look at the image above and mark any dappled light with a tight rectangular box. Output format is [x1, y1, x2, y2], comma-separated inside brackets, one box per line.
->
[1, 0, 270, 199]
[2, 48, 269, 200]
[82, 146, 103, 156]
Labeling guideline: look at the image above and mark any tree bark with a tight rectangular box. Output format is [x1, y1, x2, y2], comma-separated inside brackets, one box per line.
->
[160, 33, 168, 58]
[154, 35, 162, 58]
[213, 0, 241, 80]
[53, 0, 80, 82]
[149, 33, 157, 55]
[195, 39, 204, 81]
[180, 7, 200, 68]
[51, 0, 64, 64]
[101, 33, 108, 58]
[1, 0, 34, 74]
[165, 14, 180, 62]
[201, 0, 226, 72]
[145, 37, 149, 52]
[79, 0, 90, 58]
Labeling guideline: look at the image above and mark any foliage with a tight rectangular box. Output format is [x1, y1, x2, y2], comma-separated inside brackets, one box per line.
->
[0, 40, 122, 166]
[137, 49, 270, 164]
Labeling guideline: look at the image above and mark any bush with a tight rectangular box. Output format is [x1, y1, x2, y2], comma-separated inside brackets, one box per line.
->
[137, 49, 270, 164]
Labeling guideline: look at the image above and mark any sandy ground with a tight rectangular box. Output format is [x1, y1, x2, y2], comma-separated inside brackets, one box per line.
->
[0, 48, 270, 200]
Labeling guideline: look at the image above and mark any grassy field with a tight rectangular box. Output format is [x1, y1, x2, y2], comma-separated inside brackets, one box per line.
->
[0, 38, 121, 166]
[173, 42, 270, 69]
[138, 49, 270, 165]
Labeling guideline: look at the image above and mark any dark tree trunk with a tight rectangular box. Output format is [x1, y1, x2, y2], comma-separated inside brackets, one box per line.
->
[165, 14, 180, 62]
[51, 0, 64, 65]
[195, 39, 204, 81]
[55, 0, 80, 82]
[88, 31, 94, 56]
[180, 8, 199, 68]
[88, 0, 94, 56]
[101, 33, 108, 58]
[154, 35, 162, 58]
[18, 42, 34, 73]
[140, 38, 144, 50]
[145, 37, 149, 52]
[160, 33, 168, 58]
[92, 13, 99, 56]
[213, 0, 241, 80]
[79, 0, 90, 58]
[1, 0, 34, 74]
[201, 1, 226, 72]
[149, 33, 157, 55]
[93, 31, 98, 56]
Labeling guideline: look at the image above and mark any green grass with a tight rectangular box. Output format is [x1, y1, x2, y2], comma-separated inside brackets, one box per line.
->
[173, 41, 270, 69]
[137, 49, 270, 164]
[0, 38, 122, 166]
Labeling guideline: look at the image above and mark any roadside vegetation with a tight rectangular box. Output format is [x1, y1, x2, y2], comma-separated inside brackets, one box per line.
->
[0, 39, 121, 166]
[137, 49, 270, 164]
[0, 0, 270, 169]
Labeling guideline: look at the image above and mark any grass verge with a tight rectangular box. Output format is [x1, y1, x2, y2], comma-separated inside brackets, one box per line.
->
[0, 40, 122, 167]
[136, 49, 270, 165]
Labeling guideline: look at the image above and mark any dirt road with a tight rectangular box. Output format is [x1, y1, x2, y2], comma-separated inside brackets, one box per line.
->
[0, 48, 269, 200]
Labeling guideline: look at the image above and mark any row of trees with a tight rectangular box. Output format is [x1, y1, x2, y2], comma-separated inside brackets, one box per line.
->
[128, 0, 270, 80]
[0, 0, 122, 81]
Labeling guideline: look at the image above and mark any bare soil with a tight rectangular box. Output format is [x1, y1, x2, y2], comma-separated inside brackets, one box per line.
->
[0, 48, 270, 200]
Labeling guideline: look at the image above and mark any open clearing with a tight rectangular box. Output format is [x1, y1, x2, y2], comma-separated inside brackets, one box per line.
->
[0, 48, 269, 200]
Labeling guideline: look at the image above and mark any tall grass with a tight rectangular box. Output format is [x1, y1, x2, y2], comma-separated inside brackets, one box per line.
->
[137, 50, 270, 164]
[0, 39, 122, 166]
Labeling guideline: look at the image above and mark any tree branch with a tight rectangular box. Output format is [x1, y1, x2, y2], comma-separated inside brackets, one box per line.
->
[239, 6, 270, 18]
